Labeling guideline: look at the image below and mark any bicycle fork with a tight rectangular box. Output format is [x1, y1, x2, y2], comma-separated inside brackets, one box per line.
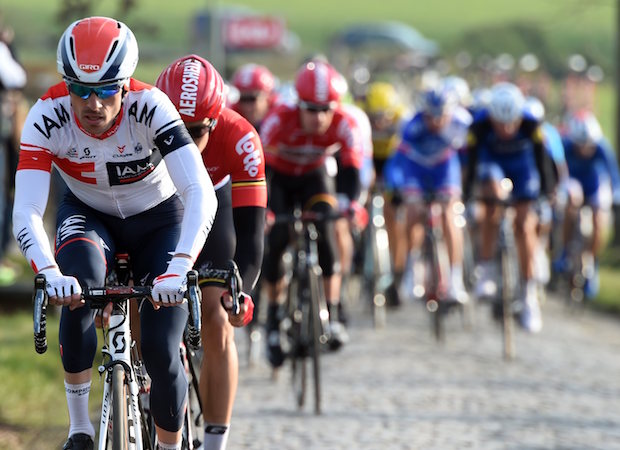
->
[98, 303, 144, 450]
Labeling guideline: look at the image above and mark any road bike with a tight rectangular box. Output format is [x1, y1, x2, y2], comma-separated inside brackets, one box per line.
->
[276, 208, 332, 415]
[360, 187, 393, 328]
[475, 184, 522, 361]
[414, 194, 469, 343]
[33, 255, 202, 450]
[560, 204, 595, 311]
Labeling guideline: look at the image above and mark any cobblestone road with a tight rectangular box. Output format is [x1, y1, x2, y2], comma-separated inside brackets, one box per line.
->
[228, 292, 620, 450]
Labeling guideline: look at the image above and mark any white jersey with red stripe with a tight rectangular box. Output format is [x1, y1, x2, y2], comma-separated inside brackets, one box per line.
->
[14, 79, 216, 272]
[19, 79, 185, 217]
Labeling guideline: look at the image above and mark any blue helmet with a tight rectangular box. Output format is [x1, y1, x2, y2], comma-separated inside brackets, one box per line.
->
[422, 86, 457, 117]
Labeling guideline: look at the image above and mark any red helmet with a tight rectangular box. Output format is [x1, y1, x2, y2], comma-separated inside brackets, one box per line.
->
[155, 54, 225, 122]
[232, 63, 275, 93]
[57, 16, 139, 84]
[295, 61, 345, 106]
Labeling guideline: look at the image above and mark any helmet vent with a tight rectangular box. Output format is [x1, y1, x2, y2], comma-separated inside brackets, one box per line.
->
[106, 41, 118, 62]
[69, 37, 76, 60]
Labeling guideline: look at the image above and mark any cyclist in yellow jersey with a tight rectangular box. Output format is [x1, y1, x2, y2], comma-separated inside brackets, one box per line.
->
[359, 81, 411, 305]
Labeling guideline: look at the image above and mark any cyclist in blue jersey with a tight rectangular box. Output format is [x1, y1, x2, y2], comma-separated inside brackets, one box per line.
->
[463, 82, 556, 333]
[383, 84, 472, 304]
[524, 96, 568, 286]
[553, 110, 620, 299]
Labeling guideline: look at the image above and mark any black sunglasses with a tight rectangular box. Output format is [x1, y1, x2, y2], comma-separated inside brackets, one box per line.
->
[299, 101, 333, 113]
[186, 120, 216, 139]
[239, 94, 260, 103]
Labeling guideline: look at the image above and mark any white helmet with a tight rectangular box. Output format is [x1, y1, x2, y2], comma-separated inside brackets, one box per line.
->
[441, 76, 471, 107]
[488, 82, 524, 124]
[471, 87, 492, 112]
[524, 96, 545, 121]
[565, 110, 603, 145]
[57, 16, 139, 84]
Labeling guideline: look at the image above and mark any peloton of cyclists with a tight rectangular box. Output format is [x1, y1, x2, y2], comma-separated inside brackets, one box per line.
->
[463, 81, 557, 333]
[14, 17, 217, 450]
[383, 82, 473, 305]
[156, 54, 266, 450]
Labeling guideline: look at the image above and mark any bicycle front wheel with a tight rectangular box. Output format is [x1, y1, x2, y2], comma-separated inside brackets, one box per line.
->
[500, 249, 516, 361]
[111, 364, 130, 450]
[307, 266, 324, 415]
[287, 274, 307, 410]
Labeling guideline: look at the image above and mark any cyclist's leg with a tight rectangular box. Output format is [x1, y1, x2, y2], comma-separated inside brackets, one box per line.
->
[194, 182, 237, 449]
[505, 156, 540, 282]
[555, 179, 583, 271]
[382, 152, 424, 304]
[583, 176, 611, 298]
[301, 167, 348, 345]
[436, 155, 468, 302]
[474, 159, 504, 298]
[506, 156, 543, 332]
[262, 171, 295, 368]
[377, 159, 406, 282]
[403, 194, 425, 299]
[55, 193, 116, 444]
[128, 196, 188, 446]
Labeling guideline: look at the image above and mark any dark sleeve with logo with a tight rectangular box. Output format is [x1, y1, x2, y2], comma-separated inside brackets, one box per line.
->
[523, 119, 557, 196]
[462, 119, 489, 200]
[153, 122, 195, 157]
[233, 206, 266, 292]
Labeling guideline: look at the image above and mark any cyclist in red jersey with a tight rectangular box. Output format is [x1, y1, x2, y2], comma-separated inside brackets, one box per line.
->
[260, 60, 365, 365]
[13, 18, 216, 450]
[230, 63, 277, 132]
[156, 54, 266, 450]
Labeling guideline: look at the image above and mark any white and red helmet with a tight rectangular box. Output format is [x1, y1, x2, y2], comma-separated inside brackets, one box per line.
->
[232, 63, 275, 93]
[57, 16, 138, 84]
[295, 61, 346, 107]
[155, 54, 226, 122]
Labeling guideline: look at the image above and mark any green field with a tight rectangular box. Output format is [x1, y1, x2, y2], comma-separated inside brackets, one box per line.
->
[2, 0, 615, 137]
[0, 311, 104, 449]
[2, 0, 614, 76]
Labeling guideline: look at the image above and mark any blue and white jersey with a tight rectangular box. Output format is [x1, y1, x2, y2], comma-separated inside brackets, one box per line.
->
[397, 106, 472, 167]
[469, 109, 544, 156]
[563, 137, 620, 194]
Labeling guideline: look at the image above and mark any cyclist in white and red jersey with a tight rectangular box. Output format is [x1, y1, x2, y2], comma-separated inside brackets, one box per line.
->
[156, 54, 266, 450]
[260, 60, 364, 365]
[230, 63, 277, 132]
[12, 17, 216, 450]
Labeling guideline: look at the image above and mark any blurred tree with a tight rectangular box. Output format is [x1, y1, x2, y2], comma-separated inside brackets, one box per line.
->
[118, 0, 138, 17]
[56, 0, 94, 24]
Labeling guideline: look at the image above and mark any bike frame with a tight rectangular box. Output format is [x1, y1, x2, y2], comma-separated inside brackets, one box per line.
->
[363, 190, 392, 326]
[98, 300, 144, 450]
[33, 268, 202, 450]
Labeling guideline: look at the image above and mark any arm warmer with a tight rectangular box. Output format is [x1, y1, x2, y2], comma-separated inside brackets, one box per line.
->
[12, 169, 56, 272]
[233, 206, 265, 292]
[164, 145, 217, 261]
[338, 165, 362, 202]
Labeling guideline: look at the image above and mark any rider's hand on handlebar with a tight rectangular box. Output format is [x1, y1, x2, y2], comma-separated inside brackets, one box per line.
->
[39, 266, 83, 310]
[152, 256, 194, 309]
[221, 291, 254, 327]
